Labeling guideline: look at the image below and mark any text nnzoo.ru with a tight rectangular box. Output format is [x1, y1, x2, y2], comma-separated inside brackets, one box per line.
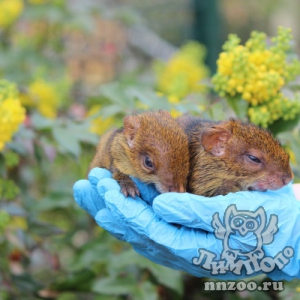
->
[204, 281, 284, 291]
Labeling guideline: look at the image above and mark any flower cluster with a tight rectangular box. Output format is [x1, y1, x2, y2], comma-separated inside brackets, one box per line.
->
[88, 105, 116, 135]
[28, 79, 60, 119]
[0, 80, 26, 151]
[21, 78, 69, 119]
[28, 0, 64, 5]
[212, 27, 300, 127]
[155, 41, 209, 103]
[0, 0, 23, 29]
[28, 0, 47, 4]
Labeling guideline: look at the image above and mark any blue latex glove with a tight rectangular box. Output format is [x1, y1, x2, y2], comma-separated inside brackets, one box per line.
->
[73, 168, 300, 280]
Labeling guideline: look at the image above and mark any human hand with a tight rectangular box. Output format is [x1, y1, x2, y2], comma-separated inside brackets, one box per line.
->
[73, 168, 300, 280]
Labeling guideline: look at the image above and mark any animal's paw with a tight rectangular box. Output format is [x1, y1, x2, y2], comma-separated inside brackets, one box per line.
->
[120, 180, 140, 198]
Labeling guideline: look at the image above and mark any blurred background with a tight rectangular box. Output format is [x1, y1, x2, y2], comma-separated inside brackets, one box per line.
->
[1, 0, 300, 299]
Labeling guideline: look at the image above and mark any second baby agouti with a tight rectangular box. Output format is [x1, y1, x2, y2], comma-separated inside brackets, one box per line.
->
[89, 110, 190, 197]
[177, 115, 294, 197]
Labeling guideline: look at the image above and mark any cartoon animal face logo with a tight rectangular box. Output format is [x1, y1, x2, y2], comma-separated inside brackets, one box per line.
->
[230, 214, 260, 236]
[212, 205, 278, 261]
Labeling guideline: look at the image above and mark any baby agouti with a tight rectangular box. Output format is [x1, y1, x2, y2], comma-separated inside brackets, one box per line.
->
[177, 115, 294, 197]
[89, 110, 190, 197]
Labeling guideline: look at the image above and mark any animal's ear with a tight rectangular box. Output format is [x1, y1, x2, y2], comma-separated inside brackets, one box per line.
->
[201, 125, 231, 157]
[123, 115, 140, 148]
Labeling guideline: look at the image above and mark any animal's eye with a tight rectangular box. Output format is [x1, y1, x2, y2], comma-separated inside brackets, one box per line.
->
[248, 155, 261, 164]
[143, 155, 154, 170]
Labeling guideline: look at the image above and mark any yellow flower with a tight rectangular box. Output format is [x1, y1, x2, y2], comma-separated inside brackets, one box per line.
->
[29, 0, 63, 4]
[28, 79, 60, 119]
[170, 109, 182, 118]
[136, 102, 149, 110]
[7, 216, 27, 230]
[156, 41, 209, 101]
[213, 27, 300, 127]
[168, 95, 180, 104]
[19, 93, 34, 107]
[242, 92, 251, 100]
[217, 52, 234, 76]
[0, 98, 26, 151]
[88, 105, 115, 135]
[0, 0, 23, 28]
[260, 106, 268, 114]
[237, 85, 243, 93]
[28, 0, 47, 4]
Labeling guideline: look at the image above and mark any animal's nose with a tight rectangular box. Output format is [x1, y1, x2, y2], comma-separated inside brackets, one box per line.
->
[168, 184, 186, 193]
[282, 172, 294, 185]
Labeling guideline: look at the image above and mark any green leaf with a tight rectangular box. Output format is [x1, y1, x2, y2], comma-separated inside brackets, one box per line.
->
[72, 243, 116, 271]
[209, 102, 227, 121]
[66, 122, 99, 145]
[52, 126, 81, 158]
[3, 151, 20, 168]
[11, 273, 43, 293]
[100, 83, 135, 108]
[269, 114, 300, 136]
[131, 281, 158, 300]
[175, 95, 207, 114]
[7, 126, 35, 155]
[28, 219, 65, 237]
[92, 276, 136, 295]
[33, 194, 73, 212]
[227, 97, 249, 119]
[94, 296, 120, 300]
[127, 87, 171, 111]
[279, 278, 300, 300]
[97, 104, 124, 118]
[31, 113, 55, 129]
[56, 292, 79, 300]
[110, 249, 183, 294]
[143, 263, 182, 294]
[52, 270, 95, 291]
[0, 203, 26, 216]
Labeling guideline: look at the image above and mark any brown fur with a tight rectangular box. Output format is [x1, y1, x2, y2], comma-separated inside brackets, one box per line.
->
[89, 111, 190, 197]
[177, 115, 294, 197]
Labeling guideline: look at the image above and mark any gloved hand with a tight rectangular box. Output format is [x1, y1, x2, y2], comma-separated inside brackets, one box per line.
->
[73, 168, 300, 280]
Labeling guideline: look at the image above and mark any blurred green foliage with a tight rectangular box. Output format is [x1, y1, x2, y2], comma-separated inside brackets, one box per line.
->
[0, 1, 300, 300]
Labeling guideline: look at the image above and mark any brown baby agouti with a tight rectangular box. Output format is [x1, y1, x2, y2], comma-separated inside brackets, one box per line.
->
[177, 115, 294, 197]
[89, 110, 190, 197]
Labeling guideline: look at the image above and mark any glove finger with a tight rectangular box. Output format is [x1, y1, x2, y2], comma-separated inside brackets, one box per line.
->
[97, 177, 121, 199]
[95, 205, 193, 273]
[96, 185, 300, 280]
[96, 177, 154, 205]
[96, 203, 202, 273]
[88, 167, 112, 188]
[92, 170, 160, 205]
[101, 190, 219, 254]
[153, 183, 298, 231]
[96, 208, 127, 242]
[130, 178, 160, 205]
[73, 179, 105, 217]
[98, 190, 239, 278]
